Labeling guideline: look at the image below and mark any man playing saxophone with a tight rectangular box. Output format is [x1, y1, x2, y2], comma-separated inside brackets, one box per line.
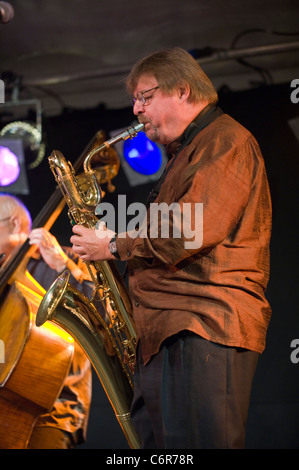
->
[69, 48, 272, 449]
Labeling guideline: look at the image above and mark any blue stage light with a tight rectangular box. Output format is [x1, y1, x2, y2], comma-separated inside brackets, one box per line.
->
[123, 131, 162, 175]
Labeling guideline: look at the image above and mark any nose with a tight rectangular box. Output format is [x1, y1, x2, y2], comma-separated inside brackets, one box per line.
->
[133, 100, 144, 115]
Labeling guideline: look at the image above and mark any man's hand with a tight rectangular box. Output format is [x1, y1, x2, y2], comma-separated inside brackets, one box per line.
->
[70, 224, 116, 261]
[29, 227, 68, 272]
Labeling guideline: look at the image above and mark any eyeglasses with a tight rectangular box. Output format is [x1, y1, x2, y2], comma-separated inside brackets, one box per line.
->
[131, 86, 159, 107]
[0, 217, 11, 224]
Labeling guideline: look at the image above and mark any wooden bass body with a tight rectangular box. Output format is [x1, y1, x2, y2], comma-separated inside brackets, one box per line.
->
[0, 280, 74, 449]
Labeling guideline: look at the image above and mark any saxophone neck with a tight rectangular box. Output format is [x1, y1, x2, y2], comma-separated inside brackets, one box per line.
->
[49, 150, 101, 214]
[83, 123, 145, 173]
[83, 142, 107, 174]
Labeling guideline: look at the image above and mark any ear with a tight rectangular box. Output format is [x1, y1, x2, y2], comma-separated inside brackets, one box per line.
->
[178, 84, 190, 103]
[10, 215, 22, 234]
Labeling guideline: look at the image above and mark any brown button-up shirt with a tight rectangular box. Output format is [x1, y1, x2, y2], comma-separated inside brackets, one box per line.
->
[117, 112, 272, 365]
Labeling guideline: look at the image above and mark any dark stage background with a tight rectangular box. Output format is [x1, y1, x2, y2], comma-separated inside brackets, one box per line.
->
[2, 82, 298, 449]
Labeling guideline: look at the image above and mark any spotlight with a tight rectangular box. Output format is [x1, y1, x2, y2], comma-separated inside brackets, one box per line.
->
[0, 2, 14, 24]
[110, 124, 167, 187]
[0, 136, 29, 194]
[123, 130, 162, 176]
[0, 144, 20, 185]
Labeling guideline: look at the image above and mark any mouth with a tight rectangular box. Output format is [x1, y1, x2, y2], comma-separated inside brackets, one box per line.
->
[138, 120, 157, 137]
[139, 121, 150, 131]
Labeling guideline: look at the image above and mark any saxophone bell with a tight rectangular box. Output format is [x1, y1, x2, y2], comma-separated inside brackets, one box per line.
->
[36, 270, 140, 449]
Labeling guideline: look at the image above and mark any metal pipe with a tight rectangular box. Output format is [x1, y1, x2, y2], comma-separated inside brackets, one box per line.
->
[21, 41, 299, 88]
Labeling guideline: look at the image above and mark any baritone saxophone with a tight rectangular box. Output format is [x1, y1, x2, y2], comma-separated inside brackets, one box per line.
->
[36, 123, 144, 449]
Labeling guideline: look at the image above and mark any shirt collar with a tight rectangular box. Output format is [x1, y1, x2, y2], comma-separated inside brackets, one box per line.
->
[165, 103, 222, 156]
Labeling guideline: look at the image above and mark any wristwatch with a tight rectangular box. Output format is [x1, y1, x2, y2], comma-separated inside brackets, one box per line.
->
[108, 235, 120, 259]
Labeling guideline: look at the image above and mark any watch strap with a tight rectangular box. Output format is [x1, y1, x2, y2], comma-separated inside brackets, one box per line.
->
[108, 235, 120, 259]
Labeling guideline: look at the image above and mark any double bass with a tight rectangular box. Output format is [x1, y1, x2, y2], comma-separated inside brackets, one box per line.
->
[0, 130, 117, 448]
[0, 262, 74, 448]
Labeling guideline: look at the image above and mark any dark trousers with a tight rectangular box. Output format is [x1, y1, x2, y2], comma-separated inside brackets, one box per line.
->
[131, 331, 259, 449]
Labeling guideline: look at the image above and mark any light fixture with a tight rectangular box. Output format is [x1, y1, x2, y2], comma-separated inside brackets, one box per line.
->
[0, 144, 20, 185]
[0, 120, 45, 169]
[0, 94, 46, 193]
[0, 95, 45, 169]
[123, 130, 162, 176]
[110, 123, 167, 187]
[0, 136, 29, 194]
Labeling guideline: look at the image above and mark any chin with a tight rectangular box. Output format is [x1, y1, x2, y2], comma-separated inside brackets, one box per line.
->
[145, 127, 160, 143]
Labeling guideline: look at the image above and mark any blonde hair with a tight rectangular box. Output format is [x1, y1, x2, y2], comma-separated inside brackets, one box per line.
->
[126, 47, 218, 104]
[0, 193, 32, 234]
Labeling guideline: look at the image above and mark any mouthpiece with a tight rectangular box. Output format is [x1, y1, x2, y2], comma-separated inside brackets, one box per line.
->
[132, 123, 144, 133]
[110, 123, 144, 145]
